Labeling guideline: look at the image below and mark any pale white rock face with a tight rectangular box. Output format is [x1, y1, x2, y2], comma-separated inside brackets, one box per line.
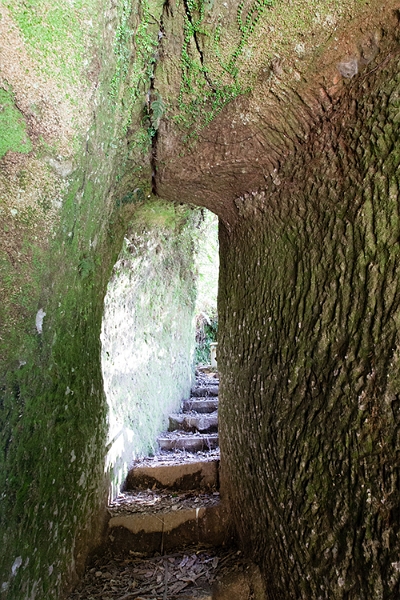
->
[338, 57, 358, 78]
[45, 157, 75, 178]
[35, 308, 46, 334]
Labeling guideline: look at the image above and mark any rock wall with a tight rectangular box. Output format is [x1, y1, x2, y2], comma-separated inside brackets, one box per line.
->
[0, 1, 198, 597]
[151, 1, 400, 597]
[102, 201, 198, 498]
[218, 48, 400, 595]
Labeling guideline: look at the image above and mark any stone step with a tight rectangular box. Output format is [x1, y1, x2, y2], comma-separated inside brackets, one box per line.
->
[106, 489, 229, 556]
[195, 378, 219, 387]
[169, 411, 218, 434]
[191, 385, 219, 397]
[125, 458, 219, 491]
[157, 432, 219, 452]
[183, 398, 219, 413]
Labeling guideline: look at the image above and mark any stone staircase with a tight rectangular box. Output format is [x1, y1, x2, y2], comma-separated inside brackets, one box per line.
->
[157, 373, 220, 453]
[105, 370, 225, 558]
[68, 372, 266, 600]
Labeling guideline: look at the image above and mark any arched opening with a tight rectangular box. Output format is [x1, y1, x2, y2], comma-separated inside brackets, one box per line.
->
[100, 200, 219, 498]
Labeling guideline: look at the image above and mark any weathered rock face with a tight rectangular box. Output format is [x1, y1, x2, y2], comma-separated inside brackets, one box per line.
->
[154, 2, 400, 598]
[218, 48, 400, 597]
[102, 201, 198, 498]
[0, 1, 196, 597]
[1, 0, 400, 598]
[154, 0, 400, 219]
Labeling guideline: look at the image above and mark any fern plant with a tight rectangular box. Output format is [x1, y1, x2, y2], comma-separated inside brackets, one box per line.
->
[150, 93, 165, 131]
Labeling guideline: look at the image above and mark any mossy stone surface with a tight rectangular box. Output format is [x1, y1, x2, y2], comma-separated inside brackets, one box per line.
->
[0, 88, 32, 159]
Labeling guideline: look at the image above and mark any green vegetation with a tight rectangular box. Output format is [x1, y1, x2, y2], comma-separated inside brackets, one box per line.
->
[0, 87, 32, 158]
[128, 0, 160, 101]
[232, 0, 274, 73]
[195, 310, 218, 364]
[175, 0, 275, 136]
[110, 0, 162, 141]
[194, 211, 219, 364]
[110, 0, 134, 98]
[149, 92, 166, 134]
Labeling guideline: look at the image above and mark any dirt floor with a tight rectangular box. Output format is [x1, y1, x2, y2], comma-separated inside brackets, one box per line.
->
[109, 488, 221, 517]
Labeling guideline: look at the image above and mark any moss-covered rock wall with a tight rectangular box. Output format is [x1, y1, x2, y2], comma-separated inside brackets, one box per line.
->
[102, 201, 198, 498]
[218, 48, 400, 596]
[0, 0, 197, 597]
[151, 1, 400, 597]
[2, 0, 400, 598]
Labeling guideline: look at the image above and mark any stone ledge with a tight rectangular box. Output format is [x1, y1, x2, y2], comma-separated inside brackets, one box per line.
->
[107, 502, 230, 555]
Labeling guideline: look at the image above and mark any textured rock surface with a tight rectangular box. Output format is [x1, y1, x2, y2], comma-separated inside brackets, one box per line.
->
[1, 1, 400, 598]
[0, 1, 197, 596]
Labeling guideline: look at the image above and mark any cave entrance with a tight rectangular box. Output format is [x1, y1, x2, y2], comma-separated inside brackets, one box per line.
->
[100, 202, 219, 497]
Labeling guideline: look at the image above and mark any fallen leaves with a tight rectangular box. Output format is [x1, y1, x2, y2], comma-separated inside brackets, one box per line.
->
[108, 489, 220, 518]
[68, 546, 244, 600]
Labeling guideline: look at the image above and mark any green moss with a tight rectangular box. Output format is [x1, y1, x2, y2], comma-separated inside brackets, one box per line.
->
[108, 0, 164, 144]
[168, 0, 369, 139]
[2, 0, 98, 85]
[110, 0, 133, 98]
[0, 87, 32, 159]
[0, 16, 130, 593]
[0, 269, 108, 597]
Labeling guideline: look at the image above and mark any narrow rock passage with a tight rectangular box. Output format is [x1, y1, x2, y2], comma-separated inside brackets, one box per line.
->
[67, 371, 255, 599]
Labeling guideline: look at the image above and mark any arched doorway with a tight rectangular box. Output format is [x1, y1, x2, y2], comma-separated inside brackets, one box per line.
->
[100, 200, 219, 498]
